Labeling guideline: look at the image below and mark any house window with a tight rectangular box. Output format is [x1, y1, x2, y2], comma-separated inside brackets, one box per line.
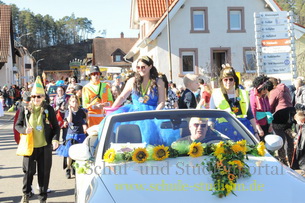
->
[114, 55, 122, 62]
[228, 7, 245, 32]
[179, 48, 198, 76]
[190, 7, 209, 33]
[244, 48, 257, 73]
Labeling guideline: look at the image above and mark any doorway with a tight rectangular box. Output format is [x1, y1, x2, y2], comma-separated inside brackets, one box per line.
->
[210, 48, 231, 88]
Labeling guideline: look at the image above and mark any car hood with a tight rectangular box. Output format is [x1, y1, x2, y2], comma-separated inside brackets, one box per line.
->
[97, 154, 305, 203]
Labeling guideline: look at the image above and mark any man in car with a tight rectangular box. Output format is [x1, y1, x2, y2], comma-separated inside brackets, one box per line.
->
[173, 117, 228, 144]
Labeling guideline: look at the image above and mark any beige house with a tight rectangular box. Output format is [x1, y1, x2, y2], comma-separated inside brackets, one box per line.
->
[126, 0, 305, 85]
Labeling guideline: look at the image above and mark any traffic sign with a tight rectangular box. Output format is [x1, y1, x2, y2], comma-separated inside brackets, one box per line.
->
[262, 39, 291, 46]
[262, 45, 291, 53]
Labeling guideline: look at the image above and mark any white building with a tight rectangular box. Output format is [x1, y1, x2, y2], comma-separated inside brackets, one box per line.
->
[126, 0, 305, 86]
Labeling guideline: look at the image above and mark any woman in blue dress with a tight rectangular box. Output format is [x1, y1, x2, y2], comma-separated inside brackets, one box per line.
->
[105, 56, 166, 145]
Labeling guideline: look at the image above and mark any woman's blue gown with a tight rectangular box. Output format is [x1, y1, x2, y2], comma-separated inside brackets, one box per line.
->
[98, 88, 163, 145]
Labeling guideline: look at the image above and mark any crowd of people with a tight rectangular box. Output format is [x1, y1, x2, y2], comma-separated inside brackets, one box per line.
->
[6, 56, 305, 202]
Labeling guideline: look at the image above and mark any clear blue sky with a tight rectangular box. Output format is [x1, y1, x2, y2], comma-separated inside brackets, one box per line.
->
[1, 0, 139, 38]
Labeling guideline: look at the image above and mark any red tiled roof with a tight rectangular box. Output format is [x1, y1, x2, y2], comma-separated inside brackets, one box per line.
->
[0, 5, 12, 63]
[138, 0, 176, 19]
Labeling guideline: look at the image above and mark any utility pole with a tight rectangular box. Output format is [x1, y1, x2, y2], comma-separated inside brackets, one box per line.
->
[166, 0, 173, 82]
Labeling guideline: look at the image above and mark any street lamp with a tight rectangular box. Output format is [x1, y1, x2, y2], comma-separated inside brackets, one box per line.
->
[30, 50, 41, 56]
[16, 33, 32, 42]
[35, 58, 44, 78]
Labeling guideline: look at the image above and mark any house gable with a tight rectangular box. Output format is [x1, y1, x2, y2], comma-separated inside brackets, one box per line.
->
[0, 5, 13, 68]
[92, 36, 138, 67]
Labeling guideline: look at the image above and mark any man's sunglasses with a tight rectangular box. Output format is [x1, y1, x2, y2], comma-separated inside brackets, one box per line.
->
[136, 66, 146, 71]
[31, 95, 42, 99]
[91, 72, 100, 76]
[223, 78, 234, 82]
[193, 123, 207, 128]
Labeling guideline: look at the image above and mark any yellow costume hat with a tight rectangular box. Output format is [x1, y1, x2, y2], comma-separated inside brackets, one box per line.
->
[31, 76, 45, 95]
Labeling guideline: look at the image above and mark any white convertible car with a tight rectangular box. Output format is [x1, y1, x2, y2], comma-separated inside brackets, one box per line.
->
[70, 110, 305, 203]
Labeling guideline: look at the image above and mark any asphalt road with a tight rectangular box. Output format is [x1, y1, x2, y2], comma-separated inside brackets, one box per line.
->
[0, 111, 75, 203]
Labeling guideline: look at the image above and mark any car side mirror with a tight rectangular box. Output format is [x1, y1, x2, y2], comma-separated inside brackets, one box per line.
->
[264, 134, 283, 151]
[69, 144, 91, 161]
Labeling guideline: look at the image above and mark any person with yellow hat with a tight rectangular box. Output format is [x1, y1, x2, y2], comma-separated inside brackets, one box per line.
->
[15, 76, 60, 203]
[209, 64, 258, 141]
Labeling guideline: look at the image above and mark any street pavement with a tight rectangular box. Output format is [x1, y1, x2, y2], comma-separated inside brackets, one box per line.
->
[0, 111, 74, 203]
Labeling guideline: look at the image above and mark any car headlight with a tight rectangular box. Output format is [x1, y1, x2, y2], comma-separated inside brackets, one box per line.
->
[86, 176, 115, 203]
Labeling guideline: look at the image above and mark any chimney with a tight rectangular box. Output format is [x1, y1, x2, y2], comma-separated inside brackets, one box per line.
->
[120, 32, 124, 38]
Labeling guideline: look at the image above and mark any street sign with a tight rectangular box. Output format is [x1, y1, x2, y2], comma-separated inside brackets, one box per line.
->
[261, 39, 290, 46]
[254, 11, 296, 81]
[262, 53, 290, 61]
[262, 46, 291, 53]
[264, 66, 291, 74]
[260, 18, 288, 25]
[261, 32, 289, 40]
[263, 60, 290, 67]
[260, 25, 289, 32]
[259, 11, 288, 19]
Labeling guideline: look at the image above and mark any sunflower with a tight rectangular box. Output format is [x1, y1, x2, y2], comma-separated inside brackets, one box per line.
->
[188, 142, 203, 157]
[103, 148, 116, 163]
[257, 141, 266, 156]
[228, 173, 236, 181]
[231, 144, 244, 153]
[152, 145, 169, 161]
[132, 148, 149, 163]
[228, 160, 244, 169]
[214, 142, 225, 160]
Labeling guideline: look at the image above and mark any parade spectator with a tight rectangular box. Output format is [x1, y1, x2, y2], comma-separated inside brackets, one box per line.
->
[66, 76, 77, 94]
[52, 86, 70, 140]
[15, 76, 60, 203]
[46, 79, 55, 92]
[56, 95, 87, 179]
[209, 64, 257, 141]
[0, 95, 4, 117]
[82, 66, 113, 127]
[197, 83, 212, 109]
[55, 77, 65, 86]
[291, 106, 305, 171]
[73, 85, 83, 107]
[269, 77, 296, 166]
[160, 74, 178, 109]
[2, 85, 9, 108]
[243, 79, 253, 92]
[250, 75, 274, 142]
[111, 85, 121, 101]
[14, 92, 31, 144]
[294, 77, 305, 106]
[178, 74, 198, 109]
[170, 82, 178, 94]
[112, 74, 124, 91]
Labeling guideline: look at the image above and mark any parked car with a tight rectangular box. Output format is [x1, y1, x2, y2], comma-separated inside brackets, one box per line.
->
[70, 109, 305, 203]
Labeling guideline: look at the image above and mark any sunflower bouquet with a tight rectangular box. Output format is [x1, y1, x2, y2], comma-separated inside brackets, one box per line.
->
[204, 140, 266, 198]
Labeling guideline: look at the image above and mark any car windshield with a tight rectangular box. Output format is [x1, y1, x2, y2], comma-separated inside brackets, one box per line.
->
[99, 110, 256, 156]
